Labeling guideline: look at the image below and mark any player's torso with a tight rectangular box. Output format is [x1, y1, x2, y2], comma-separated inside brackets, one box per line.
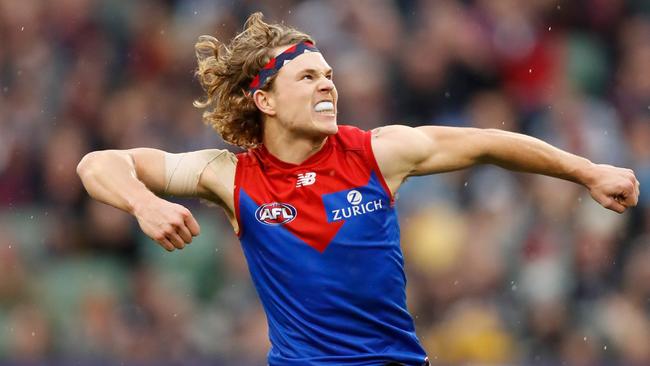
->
[234, 126, 426, 365]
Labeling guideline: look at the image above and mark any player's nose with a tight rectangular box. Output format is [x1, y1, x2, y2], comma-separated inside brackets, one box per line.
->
[317, 77, 335, 93]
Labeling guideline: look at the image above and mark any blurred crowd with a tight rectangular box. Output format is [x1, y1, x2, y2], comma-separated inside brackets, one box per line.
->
[1, 0, 649, 365]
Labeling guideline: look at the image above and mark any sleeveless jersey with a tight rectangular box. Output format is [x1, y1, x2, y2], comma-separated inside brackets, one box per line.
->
[234, 125, 427, 366]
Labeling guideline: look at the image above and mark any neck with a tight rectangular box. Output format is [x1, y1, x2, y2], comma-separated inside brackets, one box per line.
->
[262, 121, 328, 165]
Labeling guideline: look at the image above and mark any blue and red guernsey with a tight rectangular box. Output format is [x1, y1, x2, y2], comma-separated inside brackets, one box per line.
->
[234, 126, 427, 366]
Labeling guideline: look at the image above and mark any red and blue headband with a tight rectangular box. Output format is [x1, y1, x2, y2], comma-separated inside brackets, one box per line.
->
[248, 41, 319, 94]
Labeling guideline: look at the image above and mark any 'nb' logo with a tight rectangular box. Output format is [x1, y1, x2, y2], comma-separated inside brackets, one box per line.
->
[296, 172, 316, 187]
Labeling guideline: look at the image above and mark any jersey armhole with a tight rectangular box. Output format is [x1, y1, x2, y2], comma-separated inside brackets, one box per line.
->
[363, 130, 395, 205]
[233, 153, 244, 238]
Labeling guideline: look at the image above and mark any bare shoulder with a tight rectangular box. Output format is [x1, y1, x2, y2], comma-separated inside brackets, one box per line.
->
[371, 125, 432, 154]
[371, 124, 413, 139]
[370, 125, 433, 192]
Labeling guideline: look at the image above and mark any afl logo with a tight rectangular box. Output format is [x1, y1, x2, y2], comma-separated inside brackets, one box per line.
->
[346, 190, 363, 205]
[255, 203, 297, 225]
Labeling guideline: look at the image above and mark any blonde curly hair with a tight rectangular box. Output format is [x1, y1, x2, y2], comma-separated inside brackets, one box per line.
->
[194, 12, 315, 148]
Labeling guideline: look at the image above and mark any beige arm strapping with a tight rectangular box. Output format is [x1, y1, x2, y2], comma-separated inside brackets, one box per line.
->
[164, 149, 235, 196]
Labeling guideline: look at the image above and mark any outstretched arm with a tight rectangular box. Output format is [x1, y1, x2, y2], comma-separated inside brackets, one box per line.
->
[372, 125, 640, 213]
[77, 148, 235, 251]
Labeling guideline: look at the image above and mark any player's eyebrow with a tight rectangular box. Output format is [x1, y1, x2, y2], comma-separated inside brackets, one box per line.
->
[298, 68, 333, 76]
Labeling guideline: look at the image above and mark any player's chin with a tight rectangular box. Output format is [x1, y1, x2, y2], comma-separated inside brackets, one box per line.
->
[312, 112, 338, 135]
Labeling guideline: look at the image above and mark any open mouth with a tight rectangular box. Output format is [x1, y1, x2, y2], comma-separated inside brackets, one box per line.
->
[314, 101, 335, 114]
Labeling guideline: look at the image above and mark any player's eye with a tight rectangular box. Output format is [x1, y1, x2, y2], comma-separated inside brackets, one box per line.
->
[301, 74, 313, 80]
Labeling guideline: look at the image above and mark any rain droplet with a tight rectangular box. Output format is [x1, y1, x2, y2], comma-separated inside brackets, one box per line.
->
[8, 245, 11, 249]
[557, 5, 561, 10]
[31, 331, 35, 336]
[2, 87, 8, 93]
[603, 345, 607, 350]
[193, 11, 198, 15]
[548, 26, 552, 31]
[444, 91, 450, 98]
[173, 313, 178, 318]
[583, 336, 587, 341]
[160, 29, 165, 35]
[21, 26, 24, 31]
[528, 68, 533, 74]
[29, 215, 34, 219]
[511, 284, 518, 291]
[604, 130, 608, 136]
[464, 181, 468, 187]
[453, 280, 459, 285]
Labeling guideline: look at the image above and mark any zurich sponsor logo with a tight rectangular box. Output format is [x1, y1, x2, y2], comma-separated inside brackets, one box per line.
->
[346, 190, 362, 205]
[255, 202, 297, 225]
[331, 189, 384, 222]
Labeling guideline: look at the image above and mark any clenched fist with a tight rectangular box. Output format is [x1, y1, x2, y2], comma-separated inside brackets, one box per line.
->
[132, 195, 201, 251]
[585, 164, 640, 213]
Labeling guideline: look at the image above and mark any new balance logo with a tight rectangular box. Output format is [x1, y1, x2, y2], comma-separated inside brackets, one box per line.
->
[296, 172, 316, 187]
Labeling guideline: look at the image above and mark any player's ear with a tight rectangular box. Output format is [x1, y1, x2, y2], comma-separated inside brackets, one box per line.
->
[253, 90, 276, 117]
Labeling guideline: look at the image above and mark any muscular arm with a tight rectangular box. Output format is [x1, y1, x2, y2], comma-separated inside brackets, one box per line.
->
[76, 149, 164, 214]
[372, 125, 640, 213]
[77, 148, 236, 250]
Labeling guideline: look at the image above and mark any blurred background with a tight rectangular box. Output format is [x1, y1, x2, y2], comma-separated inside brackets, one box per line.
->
[1, 0, 649, 365]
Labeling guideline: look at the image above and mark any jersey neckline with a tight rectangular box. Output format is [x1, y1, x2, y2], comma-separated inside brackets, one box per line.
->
[256, 136, 334, 171]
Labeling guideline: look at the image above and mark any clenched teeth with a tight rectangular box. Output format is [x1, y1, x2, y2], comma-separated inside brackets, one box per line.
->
[314, 101, 334, 113]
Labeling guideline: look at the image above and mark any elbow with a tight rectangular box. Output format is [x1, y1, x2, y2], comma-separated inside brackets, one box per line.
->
[77, 152, 93, 178]
[77, 150, 134, 179]
[77, 151, 104, 180]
